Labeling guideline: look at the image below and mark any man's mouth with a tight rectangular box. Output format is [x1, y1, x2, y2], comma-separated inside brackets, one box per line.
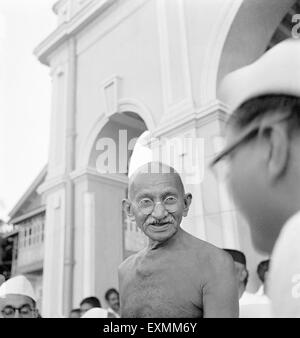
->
[148, 222, 172, 231]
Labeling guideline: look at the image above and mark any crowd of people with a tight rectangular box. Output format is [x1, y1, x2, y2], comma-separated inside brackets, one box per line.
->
[0, 275, 120, 318]
[0, 256, 271, 318]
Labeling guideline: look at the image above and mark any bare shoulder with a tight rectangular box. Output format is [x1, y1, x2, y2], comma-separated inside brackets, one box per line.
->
[183, 230, 234, 272]
[118, 253, 137, 276]
[118, 248, 146, 276]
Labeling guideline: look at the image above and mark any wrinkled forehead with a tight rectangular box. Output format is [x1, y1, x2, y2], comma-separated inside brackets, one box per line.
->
[129, 172, 184, 200]
[1, 294, 34, 308]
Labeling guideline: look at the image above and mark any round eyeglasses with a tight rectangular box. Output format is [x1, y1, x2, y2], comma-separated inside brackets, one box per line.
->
[137, 196, 179, 215]
[1, 304, 35, 318]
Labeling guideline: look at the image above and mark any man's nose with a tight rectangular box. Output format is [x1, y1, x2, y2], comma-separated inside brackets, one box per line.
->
[151, 202, 168, 219]
[14, 310, 20, 318]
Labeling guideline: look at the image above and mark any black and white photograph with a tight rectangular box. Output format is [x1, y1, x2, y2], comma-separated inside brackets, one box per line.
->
[0, 0, 300, 324]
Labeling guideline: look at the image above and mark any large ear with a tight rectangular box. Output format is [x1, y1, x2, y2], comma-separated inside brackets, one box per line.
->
[122, 199, 135, 221]
[182, 193, 192, 217]
[260, 123, 289, 182]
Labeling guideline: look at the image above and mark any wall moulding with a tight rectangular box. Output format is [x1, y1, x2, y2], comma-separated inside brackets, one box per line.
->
[153, 100, 229, 139]
[101, 75, 122, 119]
[70, 167, 128, 187]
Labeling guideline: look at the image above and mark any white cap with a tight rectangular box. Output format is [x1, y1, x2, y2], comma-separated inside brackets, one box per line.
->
[0, 275, 37, 302]
[219, 39, 300, 112]
[81, 307, 108, 318]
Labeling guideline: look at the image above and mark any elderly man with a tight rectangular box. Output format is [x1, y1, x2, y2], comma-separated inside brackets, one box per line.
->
[0, 275, 38, 318]
[119, 162, 238, 318]
[214, 39, 300, 317]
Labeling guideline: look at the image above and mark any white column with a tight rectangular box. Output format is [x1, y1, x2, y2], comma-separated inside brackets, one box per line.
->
[82, 192, 96, 297]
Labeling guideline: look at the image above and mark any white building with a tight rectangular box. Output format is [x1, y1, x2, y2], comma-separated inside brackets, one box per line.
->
[7, 166, 47, 311]
[32, 0, 300, 317]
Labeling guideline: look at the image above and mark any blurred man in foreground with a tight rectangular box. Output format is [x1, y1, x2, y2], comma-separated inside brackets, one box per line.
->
[119, 162, 238, 318]
[0, 275, 38, 318]
[215, 39, 300, 317]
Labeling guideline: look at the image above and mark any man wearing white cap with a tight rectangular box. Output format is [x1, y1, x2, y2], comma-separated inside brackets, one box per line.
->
[212, 39, 300, 317]
[0, 275, 38, 318]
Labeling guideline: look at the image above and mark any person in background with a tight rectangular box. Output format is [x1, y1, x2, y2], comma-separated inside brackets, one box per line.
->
[104, 288, 120, 318]
[79, 296, 101, 317]
[223, 249, 270, 317]
[69, 308, 81, 318]
[256, 260, 270, 296]
[0, 267, 10, 281]
[216, 38, 300, 317]
[223, 249, 249, 299]
[0, 274, 5, 287]
[0, 275, 38, 318]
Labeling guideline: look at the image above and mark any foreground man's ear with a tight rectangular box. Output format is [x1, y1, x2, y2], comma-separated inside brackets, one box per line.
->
[183, 193, 192, 217]
[122, 199, 135, 221]
[263, 123, 289, 182]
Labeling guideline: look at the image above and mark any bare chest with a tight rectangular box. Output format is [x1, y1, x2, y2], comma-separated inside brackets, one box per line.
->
[121, 253, 203, 318]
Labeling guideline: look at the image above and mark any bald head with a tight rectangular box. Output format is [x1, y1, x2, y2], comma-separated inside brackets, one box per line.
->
[128, 162, 184, 200]
[123, 162, 192, 243]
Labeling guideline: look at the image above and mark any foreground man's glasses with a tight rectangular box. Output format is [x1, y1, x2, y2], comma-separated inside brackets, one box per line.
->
[1, 305, 35, 318]
[138, 196, 178, 215]
[209, 112, 294, 180]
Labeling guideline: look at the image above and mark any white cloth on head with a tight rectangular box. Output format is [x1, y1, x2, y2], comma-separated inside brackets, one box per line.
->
[219, 39, 300, 112]
[81, 307, 108, 318]
[268, 210, 300, 317]
[0, 275, 36, 302]
[128, 131, 153, 178]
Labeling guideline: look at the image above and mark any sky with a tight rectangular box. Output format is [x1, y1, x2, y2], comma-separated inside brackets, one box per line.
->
[0, 0, 57, 220]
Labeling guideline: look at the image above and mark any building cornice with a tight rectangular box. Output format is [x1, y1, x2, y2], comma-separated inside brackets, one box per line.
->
[70, 167, 128, 187]
[153, 100, 229, 138]
[37, 174, 67, 196]
[34, 0, 117, 65]
[8, 165, 48, 219]
[10, 207, 46, 225]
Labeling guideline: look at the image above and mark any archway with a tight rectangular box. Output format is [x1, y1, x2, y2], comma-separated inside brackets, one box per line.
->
[217, 0, 297, 88]
[74, 110, 148, 304]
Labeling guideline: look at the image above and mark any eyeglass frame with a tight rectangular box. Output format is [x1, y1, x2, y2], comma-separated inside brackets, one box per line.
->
[210, 111, 294, 169]
[1, 304, 36, 318]
[136, 195, 180, 215]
